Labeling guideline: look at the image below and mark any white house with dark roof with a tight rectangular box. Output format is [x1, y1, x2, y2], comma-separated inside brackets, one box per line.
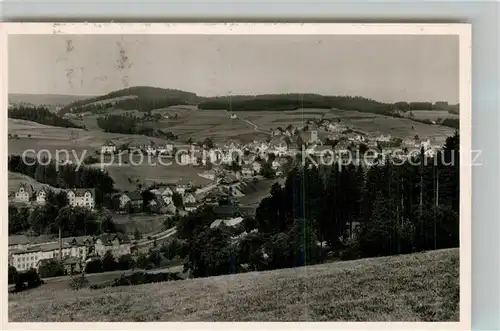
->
[101, 141, 117, 154]
[66, 188, 95, 210]
[36, 188, 49, 204]
[15, 183, 35, 202]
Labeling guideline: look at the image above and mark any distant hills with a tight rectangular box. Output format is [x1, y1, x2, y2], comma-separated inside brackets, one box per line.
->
[11, 86, 459, 117]
[8, 94, 96, 107]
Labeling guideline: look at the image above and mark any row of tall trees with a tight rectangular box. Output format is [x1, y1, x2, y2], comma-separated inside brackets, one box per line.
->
[8, 155, 115, 197]
[392, 101, 460, 112]
[96, 113, 178, 139]
[8, 106, 85, 129]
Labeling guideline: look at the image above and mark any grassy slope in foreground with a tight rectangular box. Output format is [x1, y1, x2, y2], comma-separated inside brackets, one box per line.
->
[8, 248, 459, 322]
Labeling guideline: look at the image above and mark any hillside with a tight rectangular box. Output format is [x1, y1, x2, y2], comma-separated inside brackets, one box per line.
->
[60, 86, 200, 113]
[9, 93, 95, 106]
[8, 171, 61, 195]
[8, 248, 459, 322]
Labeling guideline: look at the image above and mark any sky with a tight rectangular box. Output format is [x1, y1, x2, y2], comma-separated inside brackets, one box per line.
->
[8, 34, 459, 103]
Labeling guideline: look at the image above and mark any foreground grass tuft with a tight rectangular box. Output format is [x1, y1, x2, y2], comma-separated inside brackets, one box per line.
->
[9, 248, 459, 322]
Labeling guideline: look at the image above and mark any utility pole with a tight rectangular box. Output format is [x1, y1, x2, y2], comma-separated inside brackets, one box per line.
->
[59, 226, 62, 262]
[434, 166, 439, 249]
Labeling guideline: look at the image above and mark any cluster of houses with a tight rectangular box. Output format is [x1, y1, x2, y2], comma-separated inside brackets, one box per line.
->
[11, 184, 96, 209]
[100, 140, 176, 156]
[114, 182, 198, 214]
[8, 233, 131, 274]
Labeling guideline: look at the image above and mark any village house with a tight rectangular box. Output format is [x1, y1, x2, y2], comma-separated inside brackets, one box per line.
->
[183, 193, 197, 205]
[180, 152, 198, 165]
[210, 216, 244, 229]
[269, 137, 289, 157]
[241, 166, 254, 178]
[309, 130, 320, 144]
[272, 128, 283, 136]
[198, 169, 217, 181]
[146, 145, 157, 156]
[94, 233, 131, 259]
[101, 141, 117, 154]
[36, 188, 49, 204]
[271, 159, 282, 170]
[119, 191, 143, 209]
[184, 202, 201, 213]
[252, 161, 262, 174]
[10, 235, 94, 272]
[149, 197, 176, 214]
[67, 188, 95, 210]
[8, 235, 30, 253]
[14, 183, 35, 203]
[151, 186, 174, 205]
[174, 183, 190, 195]
[213, 204, 241, 219]
[376, 134, 392, 143]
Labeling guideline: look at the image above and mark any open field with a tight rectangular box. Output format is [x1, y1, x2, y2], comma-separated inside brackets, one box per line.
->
[8, 248, 459, 322]
[405, 110, 459, 121]
[90, 161, 212, 191]
[11, 264, 186, 294]
[112, 213, 167, 235]
[239, 178, 286, 208]
[8, 119, 167, 161]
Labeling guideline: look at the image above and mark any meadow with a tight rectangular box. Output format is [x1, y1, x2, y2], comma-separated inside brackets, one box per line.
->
[8, 248, 459, 322]
[406, 110, 459, 121]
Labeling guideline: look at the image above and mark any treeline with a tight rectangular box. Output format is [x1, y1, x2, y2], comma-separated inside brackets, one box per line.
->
[8, 106, 85, 129]
[173, 132, 459, 278]
[198, 94, 459, 115]
[113, 97, 188, 112]
[199, 94, 393, 114]
[8, 155, 115, 197]
[96, 114, 179, 139]
[393, 101, 460, 112]
[9, 192, 119, 237]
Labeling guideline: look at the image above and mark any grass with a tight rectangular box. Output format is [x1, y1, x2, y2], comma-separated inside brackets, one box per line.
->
[112, 213, 167, 235]
[406, 110, 459, 121]
[8, 248, 459, 322]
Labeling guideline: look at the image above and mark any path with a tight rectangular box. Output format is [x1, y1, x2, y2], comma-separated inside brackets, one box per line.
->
[223, 109, 270, 135]
[132, 227, 177, 249]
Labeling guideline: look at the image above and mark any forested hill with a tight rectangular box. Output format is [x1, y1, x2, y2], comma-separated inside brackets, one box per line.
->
[8, 106, 85, 129]
[59, 86, 200, 114]
[198, 94, 393, 114]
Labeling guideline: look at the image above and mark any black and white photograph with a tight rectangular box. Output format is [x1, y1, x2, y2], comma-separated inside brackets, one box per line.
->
[3, 23, 471, 325]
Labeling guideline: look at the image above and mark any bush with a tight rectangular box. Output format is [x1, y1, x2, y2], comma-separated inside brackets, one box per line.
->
[8, 265, 18, 285]
[38, 261, 65, 278]
[15, 268, 43, 291]
[91, 271, 183, 290]
[102, 251, 118, 272]
[68, 274, 89, 290]
[117, 254, 135, 270]
[85, 259, 103, 274]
